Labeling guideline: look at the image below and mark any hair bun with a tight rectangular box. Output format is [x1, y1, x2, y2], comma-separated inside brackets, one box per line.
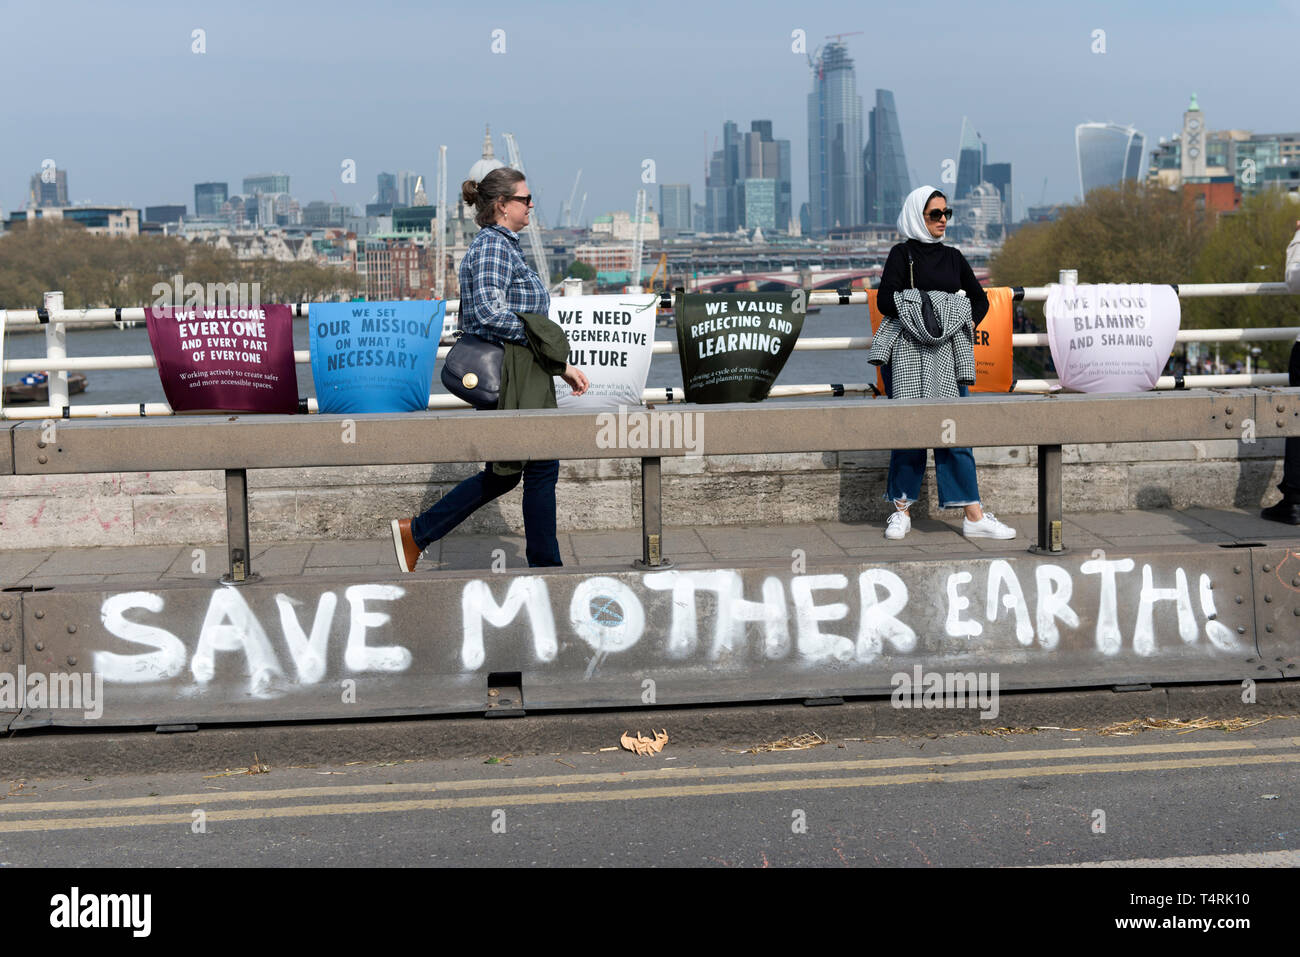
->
[460, 179, 479, 206]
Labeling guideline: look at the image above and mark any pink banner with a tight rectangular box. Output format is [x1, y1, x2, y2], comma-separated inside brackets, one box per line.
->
[145, 305, 298, 413]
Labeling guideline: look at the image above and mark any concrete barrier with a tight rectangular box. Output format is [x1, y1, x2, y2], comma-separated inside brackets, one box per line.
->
[4, 542, 1296, 729]
[0, 440, 1287, 550]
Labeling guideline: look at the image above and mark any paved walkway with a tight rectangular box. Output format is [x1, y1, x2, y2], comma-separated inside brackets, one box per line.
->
[2, 507, 1296, 586]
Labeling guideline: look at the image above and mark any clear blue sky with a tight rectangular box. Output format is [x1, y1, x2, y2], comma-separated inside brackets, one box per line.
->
[3, 0, 1295, 223]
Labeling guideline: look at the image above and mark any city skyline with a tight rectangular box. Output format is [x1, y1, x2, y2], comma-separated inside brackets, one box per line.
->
[2, 0, 1295, 228]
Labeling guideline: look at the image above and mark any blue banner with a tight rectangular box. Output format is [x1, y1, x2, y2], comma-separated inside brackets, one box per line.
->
[309, 301, 446, 413]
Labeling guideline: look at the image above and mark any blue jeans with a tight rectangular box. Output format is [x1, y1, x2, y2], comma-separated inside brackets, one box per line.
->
[410, 460, 563, 567]
[880, 363, 981, 509]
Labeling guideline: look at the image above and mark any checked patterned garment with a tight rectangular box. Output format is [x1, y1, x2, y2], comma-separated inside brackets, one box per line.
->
[458, 224, 551, 345]
[868, 289, 976, 399]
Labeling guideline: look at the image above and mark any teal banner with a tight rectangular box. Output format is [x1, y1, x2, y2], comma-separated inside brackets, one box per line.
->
[309, 301, 445, 413]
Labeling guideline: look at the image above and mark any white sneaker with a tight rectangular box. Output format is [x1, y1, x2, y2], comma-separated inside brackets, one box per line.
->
[963, 511, 1017, 540]
[885, 510, 911, 540]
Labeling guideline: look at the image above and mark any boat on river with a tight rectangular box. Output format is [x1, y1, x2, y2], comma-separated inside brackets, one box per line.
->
[3, 372, 88, 404]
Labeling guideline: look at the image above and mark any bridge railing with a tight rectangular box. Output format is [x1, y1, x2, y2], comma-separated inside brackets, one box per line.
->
[5, 389, 1300, 580]
[1, 281, 1295, 419]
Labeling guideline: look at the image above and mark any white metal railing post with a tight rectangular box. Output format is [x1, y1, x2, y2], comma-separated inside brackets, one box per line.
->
[0, 307, 6, 417]
[42, 291, 70, 412]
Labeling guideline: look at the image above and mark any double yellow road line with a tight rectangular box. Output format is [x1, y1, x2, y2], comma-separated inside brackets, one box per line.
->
[2, 735, 1297, 833]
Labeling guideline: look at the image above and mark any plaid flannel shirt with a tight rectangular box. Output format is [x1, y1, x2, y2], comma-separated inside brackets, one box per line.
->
[458, 224, 550, 345]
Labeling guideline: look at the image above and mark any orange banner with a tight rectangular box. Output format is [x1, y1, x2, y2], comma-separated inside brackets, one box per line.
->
[972, 286, 1014, 393]
[866, 289, 886, 395]
[866, 287, 1015, 395]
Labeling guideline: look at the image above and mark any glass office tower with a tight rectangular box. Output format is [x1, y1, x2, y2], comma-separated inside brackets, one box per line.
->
[954, 117, 982, 201]
[194, 182, 228, 217]
[864, 89, 911, 224]
[807, 41, 863, 234]
[1076, 123, 1146, 198]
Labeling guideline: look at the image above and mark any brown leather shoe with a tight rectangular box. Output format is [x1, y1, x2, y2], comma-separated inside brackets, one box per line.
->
[391, 518, 421, 572]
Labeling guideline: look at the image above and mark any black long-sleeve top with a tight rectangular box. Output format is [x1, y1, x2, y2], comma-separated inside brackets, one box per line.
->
[875, 238, 989, 326]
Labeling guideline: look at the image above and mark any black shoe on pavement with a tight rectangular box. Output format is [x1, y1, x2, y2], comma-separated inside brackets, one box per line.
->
[1260, 500, 1300, 525]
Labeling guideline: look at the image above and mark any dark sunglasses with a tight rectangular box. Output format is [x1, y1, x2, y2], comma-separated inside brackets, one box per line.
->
[505, 194, 533, 207]
[926, 208, 954, 222]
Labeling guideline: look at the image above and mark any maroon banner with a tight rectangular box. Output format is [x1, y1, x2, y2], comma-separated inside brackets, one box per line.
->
[145, 305, 298, 413]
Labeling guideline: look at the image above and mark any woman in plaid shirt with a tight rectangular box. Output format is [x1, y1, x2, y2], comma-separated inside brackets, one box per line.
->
[391, 168, 588, 571]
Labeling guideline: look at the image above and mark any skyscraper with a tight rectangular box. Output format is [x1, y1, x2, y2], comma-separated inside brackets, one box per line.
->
[776, 139, 792, 229]
[659, 184, 692, 235]
[983, 162, 1012, 227]
[954, 117, 983, 201]
[704, 121, 741, 232]
[194, 182, 228, 217]
[864, 89, 910, 225]
[737, 179, 777, 231]
[395, 170, 418, 207]
[807, 41, 863, 234]
[1076, 123, 1146, 198]
[706, 119, 791, 232]
[243, 172, 290, 196]
[378, 172, 398, 207]
[29, 168, 69, 207]
[743, 120, 792, 229]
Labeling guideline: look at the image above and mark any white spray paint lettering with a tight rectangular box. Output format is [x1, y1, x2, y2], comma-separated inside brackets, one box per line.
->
[453, 562, 1239, 667]
[93, 586, 412, 695]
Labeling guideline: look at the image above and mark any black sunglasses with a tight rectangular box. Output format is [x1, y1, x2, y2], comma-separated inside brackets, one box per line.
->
[505, 194, 533, 207]
[926, 208, 954, 222]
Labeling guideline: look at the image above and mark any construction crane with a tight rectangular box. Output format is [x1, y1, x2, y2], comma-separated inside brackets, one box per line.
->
[646, 253, 668, 293]
[575, 191, 587, 226]
[434, 145, 447, 300]
[561, 169, 582, 227]
[810, 30, 864, 79]
[501, 131, 553, 285]
[628, 188, 647, 292]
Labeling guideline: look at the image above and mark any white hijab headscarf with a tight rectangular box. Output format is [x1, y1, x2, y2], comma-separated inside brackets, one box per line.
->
[897, 185, 944, 243]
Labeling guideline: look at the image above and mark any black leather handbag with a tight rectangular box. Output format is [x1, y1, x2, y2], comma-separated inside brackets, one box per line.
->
[907, 248, 944, 338]
[441, 332, 503, 410]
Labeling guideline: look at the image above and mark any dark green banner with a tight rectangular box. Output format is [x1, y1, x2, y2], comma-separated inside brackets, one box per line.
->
[674, 292, 803, 402]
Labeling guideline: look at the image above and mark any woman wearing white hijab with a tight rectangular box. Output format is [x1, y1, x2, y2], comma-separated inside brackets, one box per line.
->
[874, 185, 1015, 541]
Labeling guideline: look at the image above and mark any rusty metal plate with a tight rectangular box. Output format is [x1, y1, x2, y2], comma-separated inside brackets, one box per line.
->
[7, 544, 1267, 728]
[1251, 545, 1300, 678]
[14, 391, 1299, 475]
[0, 593, 22, 730]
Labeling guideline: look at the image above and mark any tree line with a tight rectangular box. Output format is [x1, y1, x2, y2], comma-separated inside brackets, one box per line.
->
[990, 184, 1300, 370]
[0, 220, 360, 309]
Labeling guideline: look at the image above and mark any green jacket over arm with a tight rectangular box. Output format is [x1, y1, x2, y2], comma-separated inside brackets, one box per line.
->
[492, 311, 571, 476]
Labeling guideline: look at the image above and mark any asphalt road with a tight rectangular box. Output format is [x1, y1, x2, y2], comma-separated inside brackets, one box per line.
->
[2, 720, 1297, 868]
